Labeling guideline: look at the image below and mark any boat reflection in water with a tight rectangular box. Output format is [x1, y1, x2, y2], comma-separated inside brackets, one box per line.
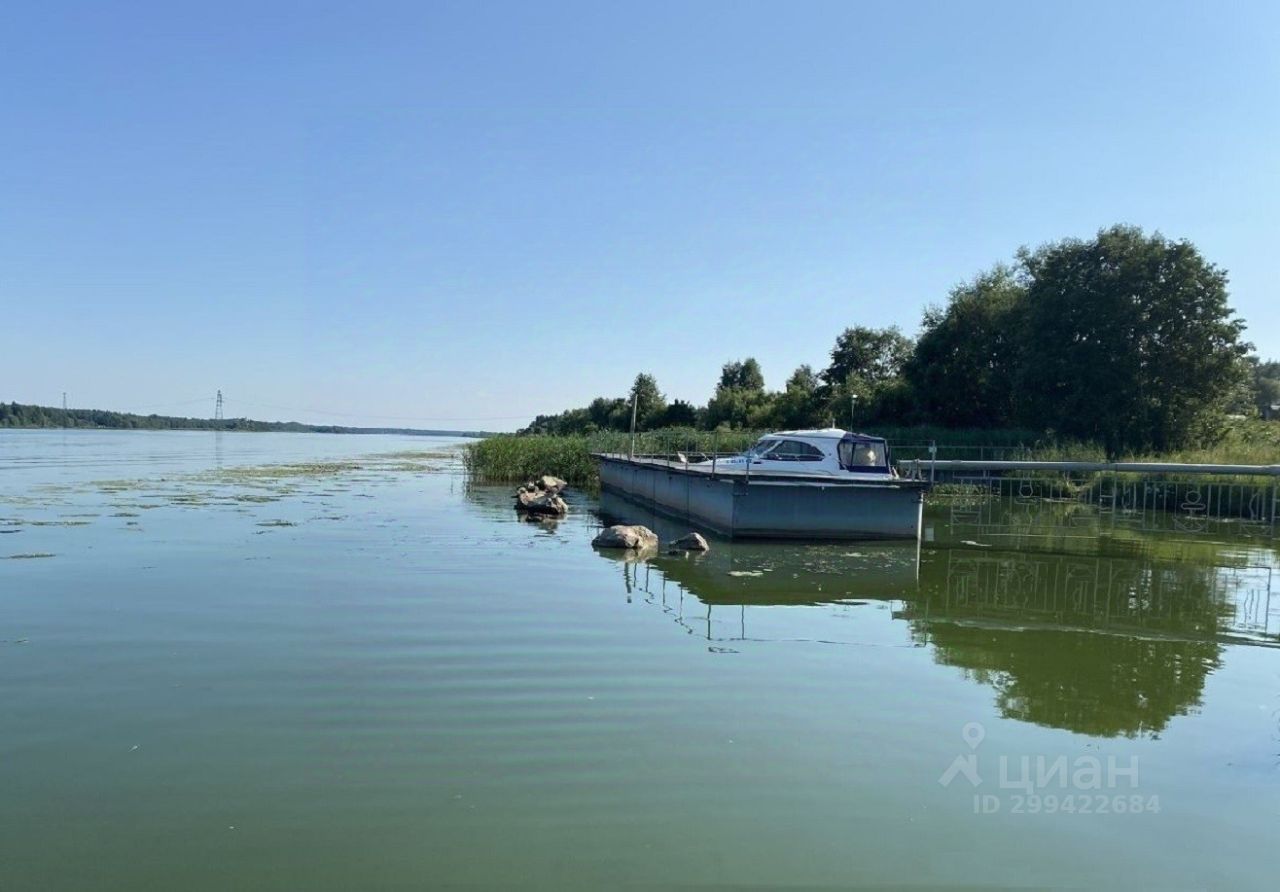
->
[595, 489, 1278, 738]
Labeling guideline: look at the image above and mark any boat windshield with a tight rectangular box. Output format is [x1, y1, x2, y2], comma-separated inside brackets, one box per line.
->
[747, 438, 781, 458]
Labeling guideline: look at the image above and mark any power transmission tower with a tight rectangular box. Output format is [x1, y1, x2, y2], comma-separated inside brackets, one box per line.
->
[215, 390, 224, 422]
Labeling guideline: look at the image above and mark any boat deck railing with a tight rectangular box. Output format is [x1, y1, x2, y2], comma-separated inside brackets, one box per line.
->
[594, 451, 750, 477]
[895, 457, 1280, 533]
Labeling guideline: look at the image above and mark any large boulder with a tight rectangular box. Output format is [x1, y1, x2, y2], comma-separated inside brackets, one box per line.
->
[516, 489, 568, 516]
[591, 524, 659, 550]
[668, 532, 710, 552]
[537, 475, 568, 495]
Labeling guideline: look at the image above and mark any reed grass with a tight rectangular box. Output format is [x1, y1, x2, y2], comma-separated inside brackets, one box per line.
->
[465, 420, 1280, 510]
[465, 426, 1053, 487]
[1123, 419, 1280, 467]
[464, 428, 760, 486]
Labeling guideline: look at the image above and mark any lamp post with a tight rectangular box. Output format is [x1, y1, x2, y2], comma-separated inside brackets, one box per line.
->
[629, 389, 638, 458]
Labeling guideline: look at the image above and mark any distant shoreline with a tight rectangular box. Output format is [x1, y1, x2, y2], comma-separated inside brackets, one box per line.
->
[0, 402, 494, 438]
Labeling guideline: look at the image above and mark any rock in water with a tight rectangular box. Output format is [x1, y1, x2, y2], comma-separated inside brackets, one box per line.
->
[516, 490, 568, 516]
[591, 524, 659, 550]
[514, 475, 568, 502]
[669, 532, 710, 552]
[538, 475, 568, 495]
[514, 474, 570, 515]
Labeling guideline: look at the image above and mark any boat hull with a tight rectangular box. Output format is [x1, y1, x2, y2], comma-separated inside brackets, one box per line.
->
[595, 455, 924, 540]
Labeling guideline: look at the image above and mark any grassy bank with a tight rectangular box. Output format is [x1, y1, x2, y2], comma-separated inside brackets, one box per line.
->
[466, 426, 1056, 487]
[464, 420, 1280, 495]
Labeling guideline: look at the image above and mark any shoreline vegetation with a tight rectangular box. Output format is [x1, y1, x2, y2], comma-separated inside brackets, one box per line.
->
[470, 226, 1279, 495]
[517, 227, 1278, 454]
[465, 426, 1047, 485]
[0, 402, 493, 438]
[463, 420, 1280, 489]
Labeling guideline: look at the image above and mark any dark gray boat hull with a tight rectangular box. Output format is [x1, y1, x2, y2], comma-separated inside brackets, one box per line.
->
[595, 454, 924, 540]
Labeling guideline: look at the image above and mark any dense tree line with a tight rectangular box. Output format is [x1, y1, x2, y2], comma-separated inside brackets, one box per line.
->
[0, 403, 313, 431]
[0, 403, 488, 437]
[523, 226, 1269, 455]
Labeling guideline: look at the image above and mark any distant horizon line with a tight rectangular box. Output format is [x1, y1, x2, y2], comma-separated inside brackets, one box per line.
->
[0, 400, 497, 437]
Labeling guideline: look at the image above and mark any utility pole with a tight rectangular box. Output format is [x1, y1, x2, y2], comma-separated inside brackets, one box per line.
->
[62, 392, 67, 428]
[850, 394, 857, 430]
[215, 390, 224, 422]
[629, 388, 638, 458]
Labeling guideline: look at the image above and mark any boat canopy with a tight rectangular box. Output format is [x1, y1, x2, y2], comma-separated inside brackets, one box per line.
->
[837, 433, 891, 473]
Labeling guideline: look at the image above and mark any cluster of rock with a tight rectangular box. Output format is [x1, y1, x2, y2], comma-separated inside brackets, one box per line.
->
[591, 525, 710, 554]
[514, 475, 569, 517]
[511, 474, 710, 555]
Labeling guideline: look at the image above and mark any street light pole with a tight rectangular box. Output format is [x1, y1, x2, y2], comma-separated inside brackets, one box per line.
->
[629, 389, 638, 458]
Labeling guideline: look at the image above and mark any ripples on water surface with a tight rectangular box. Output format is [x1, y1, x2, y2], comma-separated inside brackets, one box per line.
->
[2, 430, 1279, 889]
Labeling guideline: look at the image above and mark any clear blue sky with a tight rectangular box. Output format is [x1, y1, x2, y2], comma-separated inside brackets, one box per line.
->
[3, 1, 1277, 430]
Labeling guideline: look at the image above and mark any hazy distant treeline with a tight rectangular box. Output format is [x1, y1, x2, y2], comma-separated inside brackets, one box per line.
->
[0, 403, 490, 438]
[523, 226, 1279, 456]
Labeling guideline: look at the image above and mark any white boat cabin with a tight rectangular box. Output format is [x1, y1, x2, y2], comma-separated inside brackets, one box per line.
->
[700, 429, 896, 478]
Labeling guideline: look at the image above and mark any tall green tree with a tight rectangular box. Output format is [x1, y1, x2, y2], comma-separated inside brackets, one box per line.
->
[1015, 225, 1249, 454]
[905, 265, 1025, 427]
[768, 364, 824, 429]
[820, 326, 914, 389]
[706, 357, 769, 428]
[587, 396, 629, 431]
[658, 398, 700, 428]
[820, 326, 915, 427]
[629, 373, 667, 431]
[717, 358, 766, 392]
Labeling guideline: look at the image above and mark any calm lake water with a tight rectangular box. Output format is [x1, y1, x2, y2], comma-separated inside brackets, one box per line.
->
[2, 430, 1278, 889]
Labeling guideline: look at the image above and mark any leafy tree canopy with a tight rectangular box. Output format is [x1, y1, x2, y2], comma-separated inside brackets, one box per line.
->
[905, 264, 1025, 428]
[717, 358, 766, 392]
[517, 225, 1266, 453]
[629, 373, 667, 431]
[1015, 225, 1249, 453]
[820, 326, 913, 388]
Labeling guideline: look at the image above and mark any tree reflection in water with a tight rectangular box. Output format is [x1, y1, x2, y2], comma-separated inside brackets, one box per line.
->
[592, 489, 1278, 738]
[902, 549, 1243, 737]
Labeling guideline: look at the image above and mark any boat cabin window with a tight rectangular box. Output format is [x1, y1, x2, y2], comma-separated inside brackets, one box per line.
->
[838, 439, 888, 471]
[764, 439, 825, 461]
[748, 438, 781, 458]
